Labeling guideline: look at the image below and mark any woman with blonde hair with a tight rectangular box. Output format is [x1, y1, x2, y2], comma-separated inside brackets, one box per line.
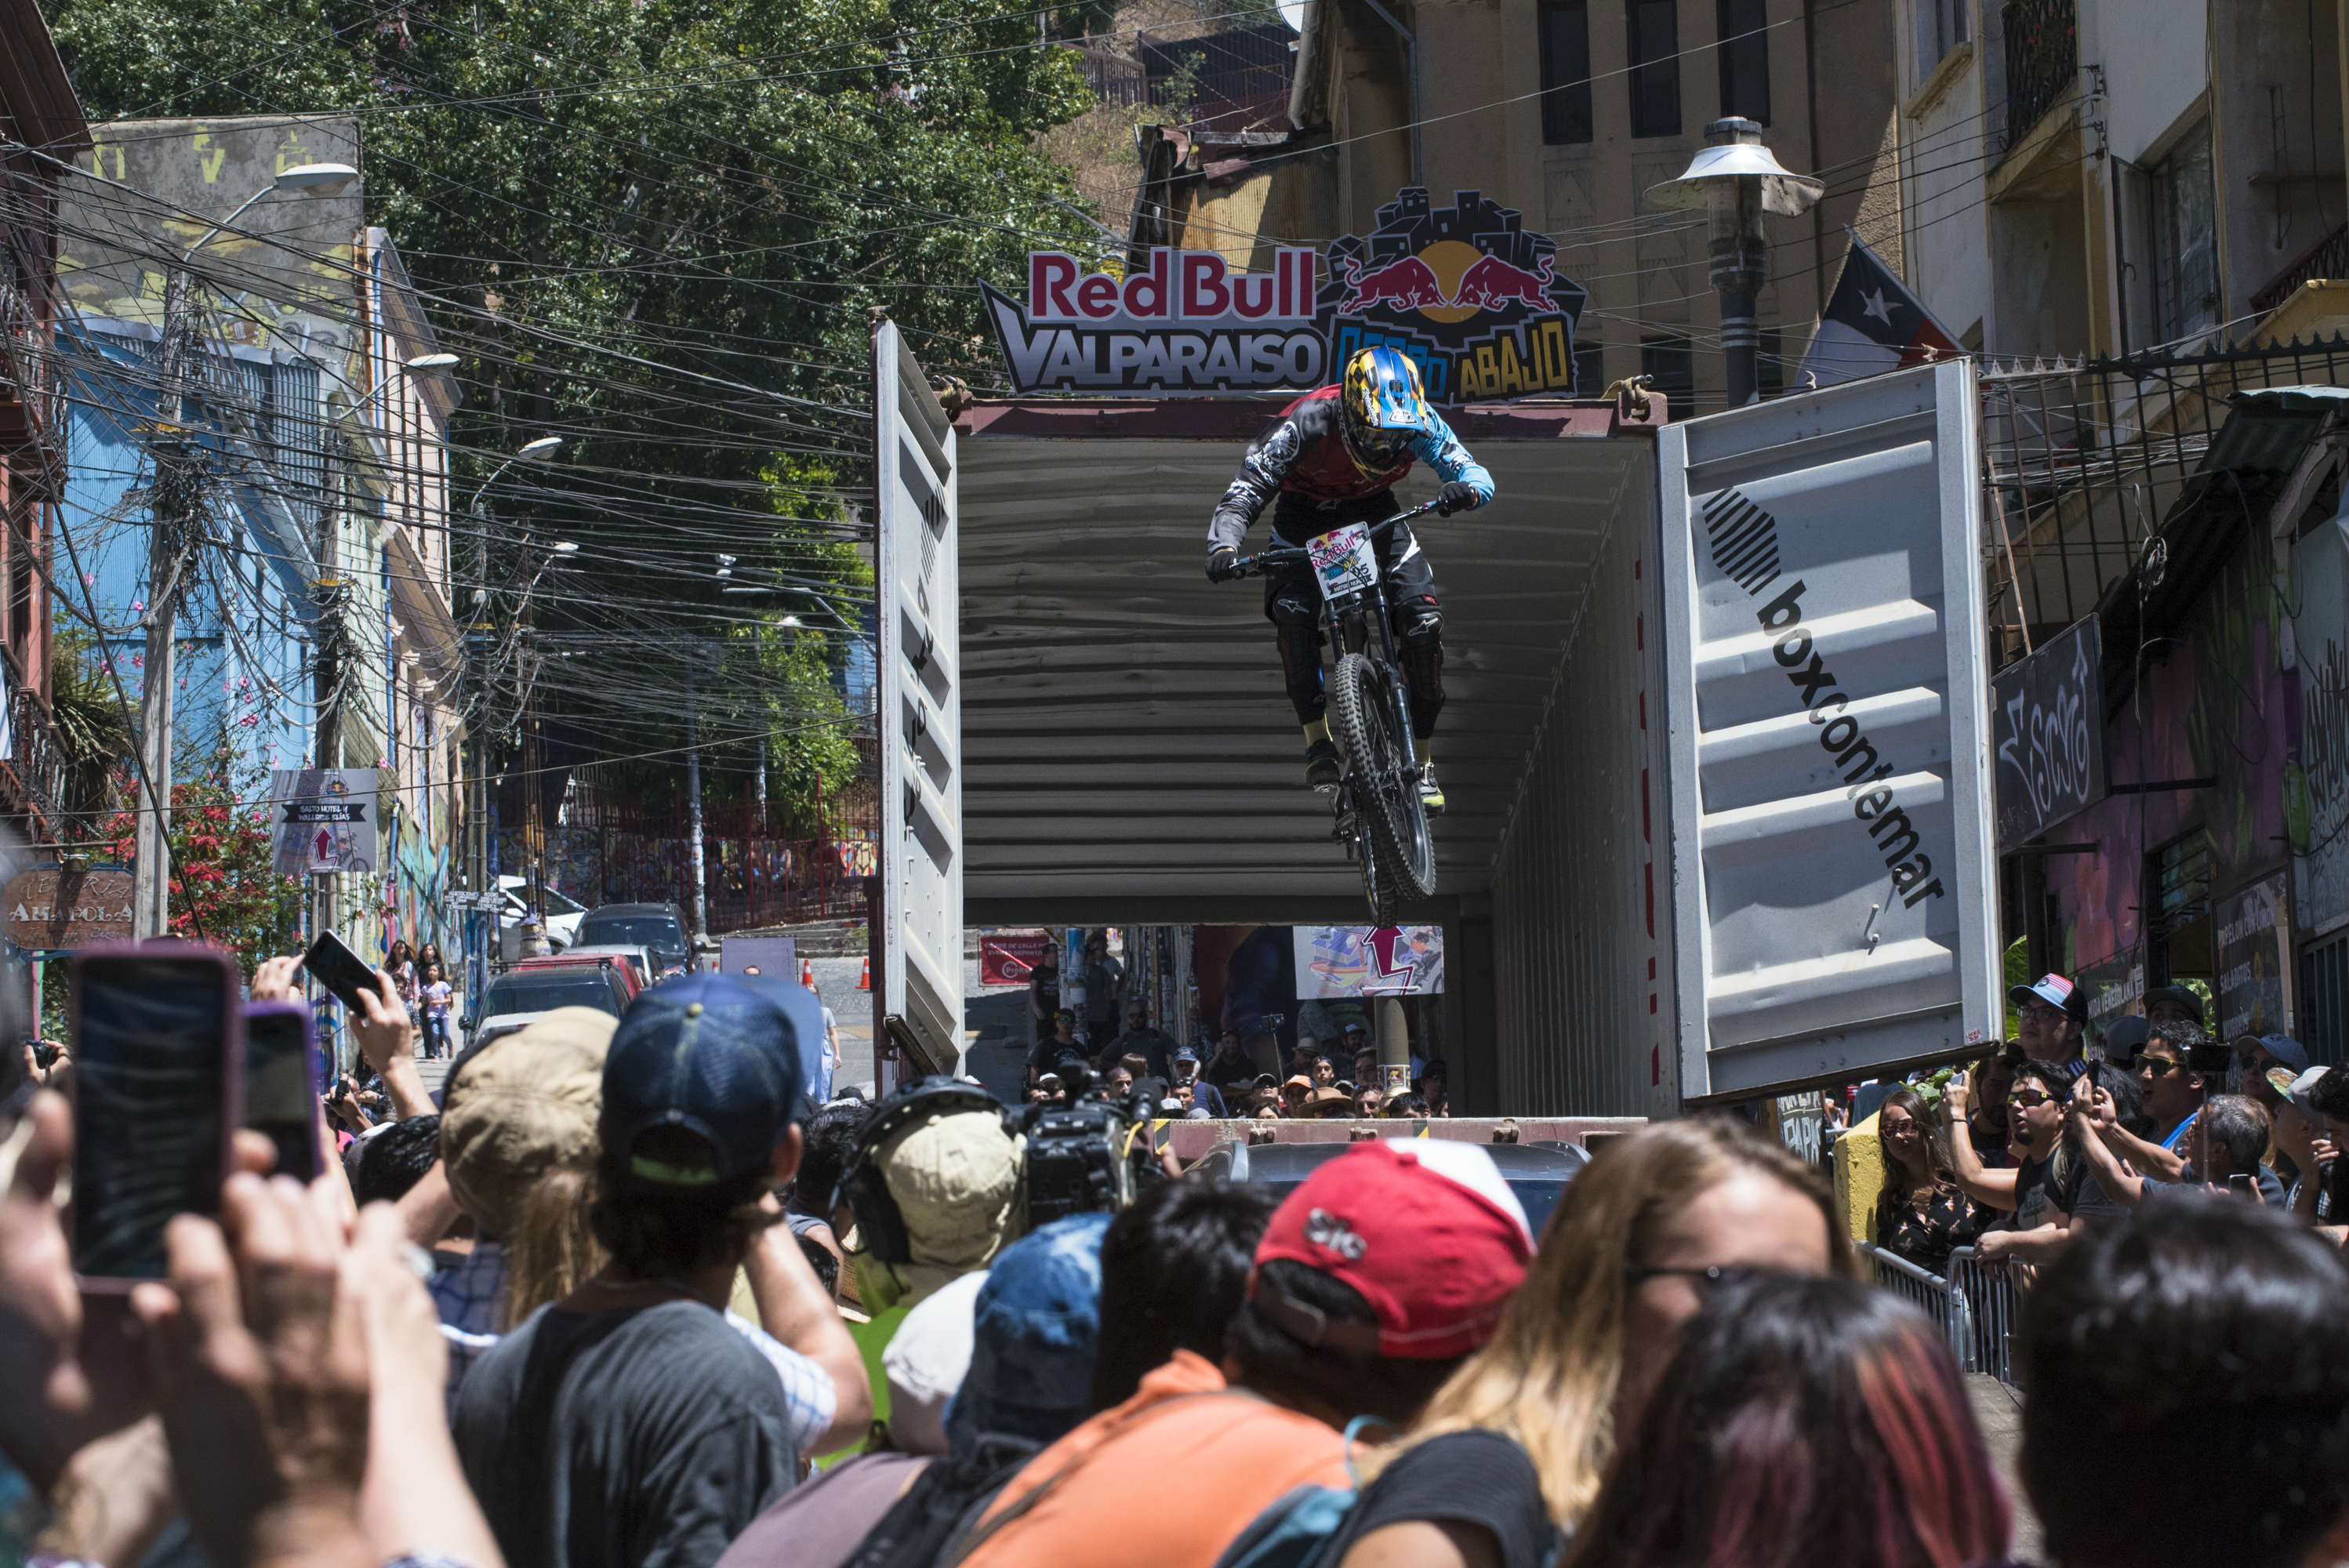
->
[1314, 1116, 1850, 1568]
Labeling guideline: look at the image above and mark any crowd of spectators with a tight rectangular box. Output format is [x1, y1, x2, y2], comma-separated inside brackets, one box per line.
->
[10, 946, 2349, 1568]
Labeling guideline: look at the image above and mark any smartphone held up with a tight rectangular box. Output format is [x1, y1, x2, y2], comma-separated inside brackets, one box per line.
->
[67, 942, 244, 1289]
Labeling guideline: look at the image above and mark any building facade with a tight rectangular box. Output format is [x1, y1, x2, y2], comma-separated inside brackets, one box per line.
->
[0, 0, 84, 844]
[1130, 0, 1904, 412]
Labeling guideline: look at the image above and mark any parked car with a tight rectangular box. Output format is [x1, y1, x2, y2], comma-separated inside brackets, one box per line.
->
[464, 953, 639, 1045]
[576, 902, 696, 977]
[1185, 1138, 1589, 1238]
[560, 943, 659, 992]
[497, 875, 586, 959]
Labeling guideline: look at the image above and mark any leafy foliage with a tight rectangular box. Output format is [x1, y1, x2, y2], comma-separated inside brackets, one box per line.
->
[48, 0, 1101, 818]
[100, 739, 305, 970]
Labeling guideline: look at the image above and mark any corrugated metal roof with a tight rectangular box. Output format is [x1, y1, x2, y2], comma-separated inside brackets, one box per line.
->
[957, 416, 1654, 923]
[2202, 384, 2349, 474]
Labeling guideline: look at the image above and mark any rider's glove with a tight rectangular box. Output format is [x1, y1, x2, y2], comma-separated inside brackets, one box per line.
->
[1435, 481, 1483, 517]
[1206, 546, 1242, 583]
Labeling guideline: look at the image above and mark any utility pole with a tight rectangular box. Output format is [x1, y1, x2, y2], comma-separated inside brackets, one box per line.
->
[133, 267, 198, 941]
[684, 649, 707, 940]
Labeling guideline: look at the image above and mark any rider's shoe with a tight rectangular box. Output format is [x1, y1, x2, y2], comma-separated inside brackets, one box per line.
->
[1305, 739, 1342, 790]
[1418, 760, 1446, 816]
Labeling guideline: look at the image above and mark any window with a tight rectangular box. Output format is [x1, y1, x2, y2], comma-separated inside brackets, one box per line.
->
[2304, 930, 2348, 1066]
[1715, 0, 1768, 124]
[1627, 0, 1682, 138]
[1913, 0, 1966, 87]
[1641, 332, 1695, 405]
[2146, 829, 2214, 992]
[1539, 0, 1594, 144]
[2151, 122, 2218, 344]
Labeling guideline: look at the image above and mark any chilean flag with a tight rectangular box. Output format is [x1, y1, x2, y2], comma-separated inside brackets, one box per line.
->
[1797, 230, 1962, 390]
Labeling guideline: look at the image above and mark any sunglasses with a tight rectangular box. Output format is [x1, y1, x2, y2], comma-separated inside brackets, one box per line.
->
[2138, 1057, 2185, 1076]
[2007, 1088, 2057, 1109]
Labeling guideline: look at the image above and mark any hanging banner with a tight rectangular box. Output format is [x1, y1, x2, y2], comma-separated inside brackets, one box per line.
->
[1991, 615, 2108, 851]
[270, 769, 381, 876]
[1322, 187, 1587, 405]
[979, 929, 1052, 987]
[2292, 507, 2349, 935]
[2216, 872, 2293, 1040]
[1293, 925, 1445, 997]
[982, 247, 1326, 394]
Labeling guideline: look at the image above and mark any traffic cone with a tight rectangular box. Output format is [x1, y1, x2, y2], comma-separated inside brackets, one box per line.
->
[800, 956, 816, 989]
[858, 954, 871, 990]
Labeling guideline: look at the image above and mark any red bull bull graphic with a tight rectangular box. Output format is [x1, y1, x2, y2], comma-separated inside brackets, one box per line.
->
[1321, 188, 1588, 405]
[981, 246, 1326, 394]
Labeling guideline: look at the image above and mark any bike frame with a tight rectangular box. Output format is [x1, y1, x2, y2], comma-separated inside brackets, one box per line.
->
[1234, 500, 1437, 788]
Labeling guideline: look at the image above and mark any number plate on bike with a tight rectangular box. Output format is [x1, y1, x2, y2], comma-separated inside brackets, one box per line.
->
[1307, 524, 1378, 601]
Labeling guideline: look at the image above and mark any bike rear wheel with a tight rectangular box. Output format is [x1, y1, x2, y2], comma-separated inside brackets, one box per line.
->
[1328, 651, 1436, 920]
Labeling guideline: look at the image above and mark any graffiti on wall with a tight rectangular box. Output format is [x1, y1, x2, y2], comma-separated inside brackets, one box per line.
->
[2053, 538, 2294, 975]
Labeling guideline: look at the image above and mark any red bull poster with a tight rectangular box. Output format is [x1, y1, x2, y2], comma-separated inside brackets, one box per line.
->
[1323, 187, 1585, 405]
[982, 247, 1327, 394]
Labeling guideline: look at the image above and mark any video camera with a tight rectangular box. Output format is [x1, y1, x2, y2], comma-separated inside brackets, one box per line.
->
[840, 1072, 1162, 1261]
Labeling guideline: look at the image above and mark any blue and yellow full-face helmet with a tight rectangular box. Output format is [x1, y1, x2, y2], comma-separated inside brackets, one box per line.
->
[1338, 345, 1433, 476]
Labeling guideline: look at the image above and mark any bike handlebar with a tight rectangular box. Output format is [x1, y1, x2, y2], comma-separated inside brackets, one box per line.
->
[1225, 499, 1441, 579]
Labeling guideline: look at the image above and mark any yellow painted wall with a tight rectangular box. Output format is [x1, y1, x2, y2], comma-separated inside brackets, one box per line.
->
[1834, 1111, 1886, 1244]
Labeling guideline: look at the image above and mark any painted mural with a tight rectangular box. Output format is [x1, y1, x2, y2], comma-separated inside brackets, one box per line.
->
[2052, 533, 2295, 993]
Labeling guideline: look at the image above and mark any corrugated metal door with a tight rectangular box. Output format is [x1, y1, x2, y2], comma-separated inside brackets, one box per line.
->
[1661, 361, 1999, 1098]
[873, 323, 964, 1076]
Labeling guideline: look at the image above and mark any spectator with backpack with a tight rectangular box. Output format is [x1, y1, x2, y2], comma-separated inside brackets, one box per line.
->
[946, 1140, 1534, 1568]
[716, 1211, 1111, 1568]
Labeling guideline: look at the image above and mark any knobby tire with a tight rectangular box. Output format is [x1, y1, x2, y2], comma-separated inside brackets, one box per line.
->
[1328, 651, 1436, 922]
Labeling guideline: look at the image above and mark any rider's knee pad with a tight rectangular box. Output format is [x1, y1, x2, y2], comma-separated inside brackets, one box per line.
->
[1397, 599, 1442, 639]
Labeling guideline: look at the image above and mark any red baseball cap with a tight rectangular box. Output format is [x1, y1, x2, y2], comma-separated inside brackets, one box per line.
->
[1250, 1139, 1534, 1359]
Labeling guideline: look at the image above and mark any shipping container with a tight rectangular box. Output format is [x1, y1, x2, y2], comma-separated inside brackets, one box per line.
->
[874, 336, 1998, 1112]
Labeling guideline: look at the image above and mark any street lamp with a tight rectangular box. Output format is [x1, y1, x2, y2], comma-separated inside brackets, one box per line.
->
[183, 162, 359, 260]
[1646, 118, 1824, 410]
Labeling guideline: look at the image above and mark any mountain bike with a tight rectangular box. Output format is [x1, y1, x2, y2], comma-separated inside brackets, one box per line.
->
[1231, 500, 1439, 924]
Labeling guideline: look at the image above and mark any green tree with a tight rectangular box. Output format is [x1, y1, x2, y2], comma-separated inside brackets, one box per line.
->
[48, 0, 1099, 814]
[101, 739, 306, 971]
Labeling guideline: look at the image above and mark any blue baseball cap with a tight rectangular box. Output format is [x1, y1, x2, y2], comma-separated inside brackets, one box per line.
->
[1171, 1046, 1200, 1065]
[946, 1211, 1108, 1451]
[601, 973, 804, 1187]
[2260, 1034, 2311, 1073]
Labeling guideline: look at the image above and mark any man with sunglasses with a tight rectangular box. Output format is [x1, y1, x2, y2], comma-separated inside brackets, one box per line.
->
[2088, 1018, 2213, 1185]
[2010, 971, 2087, 1061]
[1945, 1058, 2083, 1265]
[1206, 346, 1493, 812]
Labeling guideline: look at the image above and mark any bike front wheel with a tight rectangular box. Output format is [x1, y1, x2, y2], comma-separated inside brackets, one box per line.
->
[1327, 651, 1436, 920]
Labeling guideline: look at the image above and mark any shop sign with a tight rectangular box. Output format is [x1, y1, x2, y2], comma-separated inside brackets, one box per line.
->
[1991, 615, 2106, 851]
[982, 247, 1325, 394]
[2078, 949, 2145, 1037]
[2, 866, 133, 949]
[2216, 872, 2293, 1040]
[1323, 187, 1586, 404]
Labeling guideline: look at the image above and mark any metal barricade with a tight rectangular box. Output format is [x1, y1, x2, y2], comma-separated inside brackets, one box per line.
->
[1856, 1242, 1958, 1340]
[1943, 1247, 2020, 1385]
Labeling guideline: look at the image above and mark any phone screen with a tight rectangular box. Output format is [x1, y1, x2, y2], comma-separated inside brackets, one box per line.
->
[244, 1007, 321, 1181]
[303, 929, 378, 1014]
[72, 956, 234, 1280]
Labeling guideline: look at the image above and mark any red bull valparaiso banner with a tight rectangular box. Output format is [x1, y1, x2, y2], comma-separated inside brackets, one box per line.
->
[982, 187, 1585, 402]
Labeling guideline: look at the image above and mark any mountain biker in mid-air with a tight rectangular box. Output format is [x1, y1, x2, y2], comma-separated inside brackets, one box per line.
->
[1206, 345, 1493, 815]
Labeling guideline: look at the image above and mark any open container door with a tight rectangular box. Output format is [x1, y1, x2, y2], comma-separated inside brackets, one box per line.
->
[1660, 361, 2001, 1100]
[872, 321, 963, 1077]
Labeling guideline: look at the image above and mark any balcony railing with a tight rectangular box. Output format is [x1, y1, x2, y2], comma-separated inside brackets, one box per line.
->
[2252, 220, 2349, 314]
[2000, 0, 2078, 155]
[5, 687, 69, 835]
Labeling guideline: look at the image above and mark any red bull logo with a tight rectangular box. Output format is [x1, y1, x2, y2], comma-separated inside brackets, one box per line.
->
[1321, 188, 1588, 405]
